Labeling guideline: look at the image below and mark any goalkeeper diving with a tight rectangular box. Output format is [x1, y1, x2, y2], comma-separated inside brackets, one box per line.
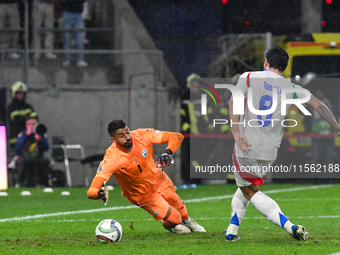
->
[87, 119, 206, 233]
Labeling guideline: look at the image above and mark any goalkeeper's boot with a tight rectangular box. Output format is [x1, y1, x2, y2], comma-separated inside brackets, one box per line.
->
[162, 221, 191, 233]
[223, 230, 241, 241]
[182, 219, 206, 232]
[291, 225, 310, 241]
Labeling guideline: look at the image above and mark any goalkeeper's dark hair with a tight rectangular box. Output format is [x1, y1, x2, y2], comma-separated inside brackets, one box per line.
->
[107, 119, 127, 136]
[265, 46, 289, 72]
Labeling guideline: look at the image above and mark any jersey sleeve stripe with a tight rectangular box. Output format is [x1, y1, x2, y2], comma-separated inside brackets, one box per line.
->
[246, 72, 251, 88]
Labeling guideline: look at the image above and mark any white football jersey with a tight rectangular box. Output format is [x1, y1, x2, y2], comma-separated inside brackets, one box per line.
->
[234, 70, 307, 160]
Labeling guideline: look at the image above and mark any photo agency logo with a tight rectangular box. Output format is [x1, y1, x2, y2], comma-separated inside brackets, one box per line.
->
[198, 81, 312, 128]
[197, 82, 223, 113]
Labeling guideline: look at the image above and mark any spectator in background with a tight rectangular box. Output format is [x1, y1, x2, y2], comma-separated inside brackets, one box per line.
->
[0, 0, 21, 59]
[81, 0, 90, 44]
[34, 0, 57, 59]
[13, 117, 49, 187]
[180, 73, 203, 185]
[60, 0, 87, 67]
[181, 74, 203, 136]
[54, 0, 62, 21]
[0, 88, 6, 126]
[7, 81, 37, 148]
[310, 89, 334, 182]
[85, 0, 115, 49]
[180, 73, 230, 185]
[17, 0, 34, 49]
[53, 0, 64, 47]
[0, 104, 5, 126]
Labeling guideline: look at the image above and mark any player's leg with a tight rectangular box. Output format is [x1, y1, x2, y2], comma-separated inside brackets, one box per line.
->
[224, 187, 249, 241]
[137, 192, 191, 233]
[156, 172, 189, 220]
[166, 193, 206, 232]
[240, 159, 309, 240]
[161, 205, 192, 233]
[244, 184, 309, 240]
[159, 175, 206, 232]
[224, 153, 258, 241]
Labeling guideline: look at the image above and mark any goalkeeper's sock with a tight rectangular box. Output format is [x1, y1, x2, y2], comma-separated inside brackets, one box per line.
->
[226, 188, 249, 235]
[182, 217, 191, 224]
[170, 196, 189, 221]
[162, 206, 182, 228]
[283, 220, 294, 235]
[181, 213, 189, 222]
[250, 191, 292, 232]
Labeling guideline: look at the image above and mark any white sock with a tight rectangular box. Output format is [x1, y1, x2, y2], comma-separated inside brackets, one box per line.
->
[227, 188, 249, 235]
[283, 221, 294, 235]
[250, 191, 293, 233]
[182, 217, 191, 224]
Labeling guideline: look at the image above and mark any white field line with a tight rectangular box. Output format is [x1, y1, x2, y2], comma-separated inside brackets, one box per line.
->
[0, 205, 138, 222]
[184, 184, 335, 203]
[0, 184, 335, 223]
[275, 198, 340, 201]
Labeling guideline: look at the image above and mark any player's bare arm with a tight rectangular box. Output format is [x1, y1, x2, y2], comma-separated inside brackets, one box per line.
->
[229, 96, 252, 151]
[305, 94, 340, 135]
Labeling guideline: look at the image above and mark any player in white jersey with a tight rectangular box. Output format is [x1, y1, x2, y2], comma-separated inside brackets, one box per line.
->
[224, 46, 340, 241]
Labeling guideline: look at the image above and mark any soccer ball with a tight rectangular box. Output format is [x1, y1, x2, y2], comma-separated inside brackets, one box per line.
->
[95, 219, 123, 242]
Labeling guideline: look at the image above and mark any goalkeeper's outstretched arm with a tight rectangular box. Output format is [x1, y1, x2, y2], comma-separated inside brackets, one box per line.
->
[87, 175, 107, 200]
[160, 132, 184, 154]
[156, 132, 184, 168]
[305, 94, 340, 136]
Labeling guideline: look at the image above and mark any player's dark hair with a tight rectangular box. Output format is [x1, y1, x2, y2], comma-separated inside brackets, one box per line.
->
[107, 119, 127, 136]
[265, 46, 289, 72]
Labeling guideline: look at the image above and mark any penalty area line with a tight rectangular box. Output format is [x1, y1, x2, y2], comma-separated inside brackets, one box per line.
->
[0, 184, 334, 223]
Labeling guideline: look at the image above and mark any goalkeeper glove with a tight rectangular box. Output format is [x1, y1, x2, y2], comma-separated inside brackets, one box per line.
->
[156, 149, 174, 168]
[98, 180, 109, 206]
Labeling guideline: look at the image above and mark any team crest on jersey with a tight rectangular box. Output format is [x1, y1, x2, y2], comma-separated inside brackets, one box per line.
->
[141, 149, 148, 157]
[97, 164, 104, 173]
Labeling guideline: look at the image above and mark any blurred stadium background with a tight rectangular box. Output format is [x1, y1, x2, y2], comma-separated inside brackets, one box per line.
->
[1, 0, 340, 187]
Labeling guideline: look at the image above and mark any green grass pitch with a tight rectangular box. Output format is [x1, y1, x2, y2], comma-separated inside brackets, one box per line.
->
[0, 184, 339, 255]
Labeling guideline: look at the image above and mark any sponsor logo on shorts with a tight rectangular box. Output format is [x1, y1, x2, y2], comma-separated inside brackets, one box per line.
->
[141, 149, 148, 157]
